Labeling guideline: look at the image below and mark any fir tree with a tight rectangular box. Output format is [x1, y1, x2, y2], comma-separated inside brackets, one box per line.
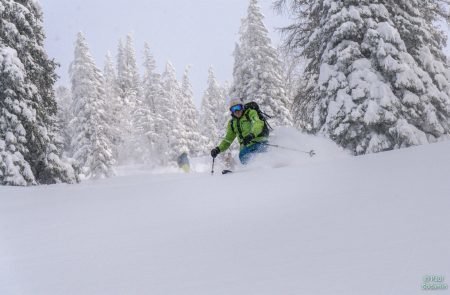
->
[180, 66, 203, 156]
[132, 43, 161, 164]
[160, 61, 186, 161]
[55, 86, 73, 154]
[231, 43, 243, 97]
[276, 0, 450, 154]
[142, 43, 160, 113]
[0, 0, 76, 185]
[116, 34, 141, 162]
[131, 94, 154, 164]
[116, 39, 126, 99]
[117, 35, 141, 104]
[219, 80, 232, 136]
[142, 53, 170, 166]
[279, 47, 305, 111]
[232, 0, 293, 127]
[103, 52, 122, 159]
[200, 66, 226, 148]
[69, 32, 114, 179]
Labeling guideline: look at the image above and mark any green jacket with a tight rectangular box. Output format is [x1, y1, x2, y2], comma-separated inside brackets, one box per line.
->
[218, 109, 267, 152]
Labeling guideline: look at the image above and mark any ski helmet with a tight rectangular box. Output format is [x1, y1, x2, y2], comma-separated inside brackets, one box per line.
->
[229, 97, 243, 108]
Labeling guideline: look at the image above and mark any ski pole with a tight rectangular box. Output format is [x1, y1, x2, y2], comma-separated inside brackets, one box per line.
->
[262, 143, 316, 157]
[211, 157, 215, 175]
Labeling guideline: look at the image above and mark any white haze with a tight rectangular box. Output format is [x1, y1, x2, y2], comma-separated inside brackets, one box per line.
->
[39, 0, 288, 106]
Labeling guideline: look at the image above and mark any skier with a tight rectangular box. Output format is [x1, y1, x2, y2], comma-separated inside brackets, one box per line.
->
[210, 98, 268, 165]
[177, 152, 190, 173]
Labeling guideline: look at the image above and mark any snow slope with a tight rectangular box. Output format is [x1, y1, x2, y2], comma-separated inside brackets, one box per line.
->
[1, 130, 449, 295]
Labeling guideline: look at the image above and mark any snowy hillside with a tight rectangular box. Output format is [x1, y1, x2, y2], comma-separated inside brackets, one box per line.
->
[1, 129, 449, 295]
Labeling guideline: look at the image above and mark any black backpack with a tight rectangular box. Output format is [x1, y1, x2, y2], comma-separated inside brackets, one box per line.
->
[231, 101, 273, 139]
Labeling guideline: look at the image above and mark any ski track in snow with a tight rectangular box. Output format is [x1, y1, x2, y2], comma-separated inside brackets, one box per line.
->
[1, 131, 450, 295]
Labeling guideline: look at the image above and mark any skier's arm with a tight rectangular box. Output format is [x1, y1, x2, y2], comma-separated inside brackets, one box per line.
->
[248, 110, 265, 137]
[218, 120, 236, 152]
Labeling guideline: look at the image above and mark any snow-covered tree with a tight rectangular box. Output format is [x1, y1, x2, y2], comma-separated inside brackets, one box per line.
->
[231, 0, 293, 127]
[69, 32, 114, 178]
[116, 40, 126, 95]
[219, 80, 232, 134]
[103, 52, 122, 159]
[279, 46, 305, 110]
[180, 66, 203, 155]
[117, 35, 141, 104]
[131, 95, 154, 164]
[131, 43, 161, 164]
[156, 61, 183, 163]
[116, 34, 141, 162]
[0, 0, 77, 185]
[276, 0, 450, 154]
[140, 54, 170, 165]
[231, 43, 244, 100]
[200, 66, 227, 148]
[55, 86, 73, 153]
[142, 43, 160, 113]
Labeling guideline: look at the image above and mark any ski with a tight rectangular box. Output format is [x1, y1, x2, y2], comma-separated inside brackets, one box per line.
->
[221, 169, 251, 174]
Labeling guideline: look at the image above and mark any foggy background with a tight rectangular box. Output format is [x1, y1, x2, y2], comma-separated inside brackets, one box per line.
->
[39, 0, 289, 106]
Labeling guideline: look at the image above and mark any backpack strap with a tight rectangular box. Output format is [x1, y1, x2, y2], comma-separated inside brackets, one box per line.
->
[236, 117, 244, 141]
[230, 117, 244, 141]
[245, 112, 250, 123]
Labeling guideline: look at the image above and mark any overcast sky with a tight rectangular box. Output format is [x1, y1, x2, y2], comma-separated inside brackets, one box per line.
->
[39, 0, 450, 107]
[39, 0, 288, 106]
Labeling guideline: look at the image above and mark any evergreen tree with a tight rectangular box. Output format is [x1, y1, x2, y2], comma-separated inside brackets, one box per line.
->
[279, 47, 305, 112]
[276, 0, 450, 154]
[159, 61, 186, 161]
[55, 86, 73, 153]
[69, 32, 114, 178]
[219, 80, 232, 136]
[132, 43, 161, 164]
[142, 53, 171, 166]
[142, 43, 160, 113]
[231, 43, 244, 100]
[131, 94, 153, 164]
[200, 66, 226, 148]
[116, 34, 141, 162]
[103, 52, 122, 159]
[116, 39, 126, 99]
[232, 0, 293, 127]
[180, 66, 203, 155]
[0, 0, 76, 185]
[117, 35, 141, 104]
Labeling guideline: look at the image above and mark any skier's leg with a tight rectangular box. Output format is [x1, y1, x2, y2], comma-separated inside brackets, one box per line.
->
[239, 142, 268, 165]
[239, 146, 254, 165]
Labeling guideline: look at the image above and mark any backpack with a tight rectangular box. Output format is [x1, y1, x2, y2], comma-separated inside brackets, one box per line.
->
[231, 101, 273, 139]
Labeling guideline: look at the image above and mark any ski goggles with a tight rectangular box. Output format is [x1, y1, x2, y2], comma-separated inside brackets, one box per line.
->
[230, 104, 244, 113]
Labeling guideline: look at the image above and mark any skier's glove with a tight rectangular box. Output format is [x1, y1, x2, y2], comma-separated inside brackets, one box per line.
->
[243, 134, 255, 146]
[211, 147, 220, 158]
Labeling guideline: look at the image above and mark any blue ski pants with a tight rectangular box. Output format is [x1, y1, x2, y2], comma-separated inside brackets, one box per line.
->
[239, 142, 268, 165]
